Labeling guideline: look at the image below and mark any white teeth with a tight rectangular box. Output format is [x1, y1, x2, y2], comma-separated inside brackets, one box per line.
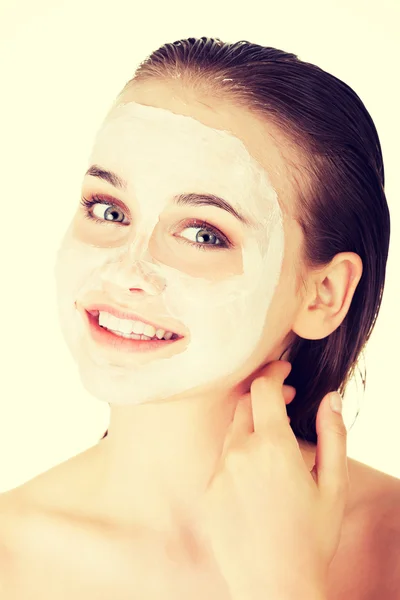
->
[116, 317, 133, 334]
[98, 311, 112, 329]
[101, 329, 175, 341]
[143, 324, 156, 338]
[97, 311, 176, 341]
[131, 320, 145, 335]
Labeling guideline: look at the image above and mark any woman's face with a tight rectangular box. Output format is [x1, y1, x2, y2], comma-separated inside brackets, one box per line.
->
[54, 80, 306, 406]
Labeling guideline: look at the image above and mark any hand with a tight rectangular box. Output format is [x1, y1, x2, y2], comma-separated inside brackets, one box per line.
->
[197, 360, 348, 600]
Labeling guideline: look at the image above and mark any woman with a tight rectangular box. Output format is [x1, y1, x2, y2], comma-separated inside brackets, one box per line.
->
[0, 37, 398, 598]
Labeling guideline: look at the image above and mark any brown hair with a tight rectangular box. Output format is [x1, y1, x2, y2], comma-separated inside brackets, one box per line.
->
[100, 37, 390, 445]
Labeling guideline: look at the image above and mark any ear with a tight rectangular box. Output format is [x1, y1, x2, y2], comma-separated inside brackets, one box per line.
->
[292, 252, 363, 340]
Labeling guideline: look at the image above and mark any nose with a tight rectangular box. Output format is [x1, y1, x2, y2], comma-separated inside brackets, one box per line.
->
[100, 254, 166, 298]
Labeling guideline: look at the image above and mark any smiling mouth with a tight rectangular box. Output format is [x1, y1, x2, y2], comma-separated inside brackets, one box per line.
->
[84, 309, 184, 353]
[90, 309, 180, 341]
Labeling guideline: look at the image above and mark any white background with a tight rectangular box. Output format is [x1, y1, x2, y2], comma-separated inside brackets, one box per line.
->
[0, 0, 399, 491]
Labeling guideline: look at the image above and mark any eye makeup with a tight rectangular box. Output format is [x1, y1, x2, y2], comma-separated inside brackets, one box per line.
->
[80, 195, 234, 251]
[173, 218, 232, 250]
[80, 194, 130, 225]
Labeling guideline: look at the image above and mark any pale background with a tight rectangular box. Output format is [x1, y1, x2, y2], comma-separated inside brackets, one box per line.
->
[0, 0, 399, 492]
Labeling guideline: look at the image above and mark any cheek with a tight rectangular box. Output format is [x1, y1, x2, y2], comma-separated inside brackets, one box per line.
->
[250, 218, 302, 346]
[256, 265, 300, 354]
[159, 267, 270, 356]
[148, 227, 243, 281]
[54, 227, 107, 304]
[72, 212, 127, 249]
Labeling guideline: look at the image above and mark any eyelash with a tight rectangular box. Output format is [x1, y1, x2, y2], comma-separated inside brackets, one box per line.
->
[79, 194, 233, 251]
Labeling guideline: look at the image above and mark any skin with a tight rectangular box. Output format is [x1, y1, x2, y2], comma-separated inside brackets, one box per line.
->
[58, 78, 363, 544]
[195, 360, 347, 598]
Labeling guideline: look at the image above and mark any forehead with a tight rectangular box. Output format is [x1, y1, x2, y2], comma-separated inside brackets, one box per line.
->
[105, 80, 300, 217]
[88, 91, 287, 227]
[91, 101, 265, 194]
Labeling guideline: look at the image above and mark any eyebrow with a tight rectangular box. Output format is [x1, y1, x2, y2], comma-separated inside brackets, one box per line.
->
[85, 165, 127, 191]
[85, 164, 252, 226]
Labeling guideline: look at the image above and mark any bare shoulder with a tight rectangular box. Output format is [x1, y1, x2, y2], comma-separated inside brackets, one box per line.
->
[365, 467, 400, 598]
[349, 458, 400, 526]
[0, 451, 94, 597]
[349, 459, 400, 598]
[0, 488, 26, 595]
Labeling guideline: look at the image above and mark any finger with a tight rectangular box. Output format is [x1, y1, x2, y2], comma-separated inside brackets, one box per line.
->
[315, 392, 349, 510]
[283, 385, 295, 425]
[232, 393, 254, 435]
[250, 361, 292, 434]
[283, 384, 296, 405]
[221, 393, 253, 458]
[225, 363, 293, 453]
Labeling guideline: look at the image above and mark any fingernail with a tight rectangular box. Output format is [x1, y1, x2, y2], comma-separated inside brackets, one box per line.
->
[330, 392, 342, 414]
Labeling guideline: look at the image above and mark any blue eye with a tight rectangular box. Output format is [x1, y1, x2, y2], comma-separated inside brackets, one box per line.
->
[80, 196, 233, 251]
[178, 222, 228, 248]
[80, 195, 128, 224]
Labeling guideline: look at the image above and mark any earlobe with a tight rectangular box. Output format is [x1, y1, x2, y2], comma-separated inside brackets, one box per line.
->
[292, 252, 363, 341]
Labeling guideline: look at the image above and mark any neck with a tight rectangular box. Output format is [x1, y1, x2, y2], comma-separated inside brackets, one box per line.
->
[88, 388, 239, 534]
[82, 390, 319, 536]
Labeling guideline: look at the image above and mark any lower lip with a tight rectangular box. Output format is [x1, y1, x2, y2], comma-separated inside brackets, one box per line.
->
[83, 310, 183, 354]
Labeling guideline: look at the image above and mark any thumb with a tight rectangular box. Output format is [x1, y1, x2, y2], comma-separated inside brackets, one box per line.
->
[220, 393, 253, 460]
[315, 391, 349, 510]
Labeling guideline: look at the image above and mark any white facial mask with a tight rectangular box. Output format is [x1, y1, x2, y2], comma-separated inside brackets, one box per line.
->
[54, 102, 285, 405]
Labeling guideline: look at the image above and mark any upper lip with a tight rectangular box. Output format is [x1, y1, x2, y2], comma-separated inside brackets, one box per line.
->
[83, 302, 185, 337]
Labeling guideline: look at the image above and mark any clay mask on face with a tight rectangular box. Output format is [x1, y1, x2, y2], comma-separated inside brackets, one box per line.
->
[54, 102, 285, 405]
